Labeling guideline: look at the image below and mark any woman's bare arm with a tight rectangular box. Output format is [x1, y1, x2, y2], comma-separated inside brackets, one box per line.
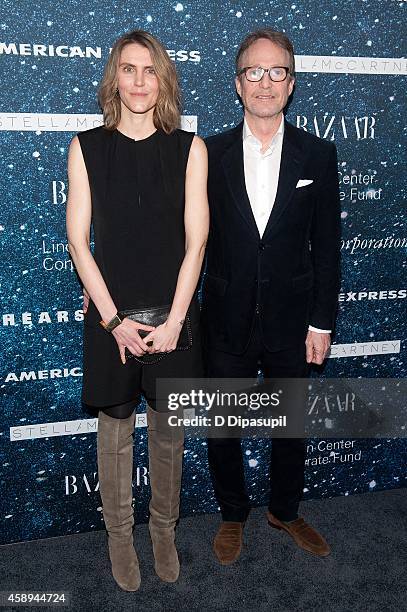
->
[66, 136, 118, 323]
[168, 135, 209, 323]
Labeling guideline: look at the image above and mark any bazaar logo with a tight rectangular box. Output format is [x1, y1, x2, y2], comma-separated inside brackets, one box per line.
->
[296, 114, 376, 140]
[65, 468, 149, 495]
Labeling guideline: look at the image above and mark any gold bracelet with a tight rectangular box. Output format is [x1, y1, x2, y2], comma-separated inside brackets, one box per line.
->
[99, 312, 124, 333]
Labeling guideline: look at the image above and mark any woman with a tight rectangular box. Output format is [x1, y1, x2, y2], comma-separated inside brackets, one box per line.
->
[66, 29, 208, 592]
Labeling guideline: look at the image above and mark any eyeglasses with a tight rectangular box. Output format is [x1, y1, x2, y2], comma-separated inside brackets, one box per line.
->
[237, 66, 290, 82]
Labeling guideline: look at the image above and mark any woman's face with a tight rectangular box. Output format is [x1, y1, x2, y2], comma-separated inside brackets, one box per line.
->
[116, 42, 160, 118]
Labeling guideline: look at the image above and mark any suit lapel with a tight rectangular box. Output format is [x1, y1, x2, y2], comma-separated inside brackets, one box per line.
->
[221, 123, 259, 240]
[262, 120, 304, 238]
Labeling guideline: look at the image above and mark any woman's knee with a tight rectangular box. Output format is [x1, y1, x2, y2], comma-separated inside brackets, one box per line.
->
[99, 398, 139, 419]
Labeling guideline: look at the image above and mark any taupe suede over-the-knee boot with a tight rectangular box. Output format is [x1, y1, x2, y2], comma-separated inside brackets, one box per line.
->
[147, 405, 184, 582]
[97, 410, 141, 591]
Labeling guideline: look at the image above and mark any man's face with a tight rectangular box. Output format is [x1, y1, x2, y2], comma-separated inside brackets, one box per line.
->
[235, 38, 295, 121]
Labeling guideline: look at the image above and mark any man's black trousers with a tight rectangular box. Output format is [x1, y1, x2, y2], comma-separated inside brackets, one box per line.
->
[205, 315, 309, 523]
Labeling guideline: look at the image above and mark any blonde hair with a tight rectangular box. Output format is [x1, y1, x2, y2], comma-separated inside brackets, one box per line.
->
[98, 30, 181, 134]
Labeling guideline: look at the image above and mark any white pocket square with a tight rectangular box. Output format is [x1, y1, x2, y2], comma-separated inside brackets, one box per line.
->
[296, 179, 313, 188]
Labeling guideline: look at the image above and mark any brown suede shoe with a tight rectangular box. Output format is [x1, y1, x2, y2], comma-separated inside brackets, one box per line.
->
[267, 511, 331, 557]
[213, 521, 245, 565]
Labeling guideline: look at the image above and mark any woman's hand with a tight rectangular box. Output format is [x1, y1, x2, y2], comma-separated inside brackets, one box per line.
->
[112, 319, 156, 364]
[142, 320, 182, 354]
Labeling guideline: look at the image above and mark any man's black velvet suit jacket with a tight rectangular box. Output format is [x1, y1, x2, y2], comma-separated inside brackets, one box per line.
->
[201, 119, 341, 355]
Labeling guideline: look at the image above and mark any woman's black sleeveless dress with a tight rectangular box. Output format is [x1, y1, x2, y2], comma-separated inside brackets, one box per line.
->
[77, 126, 202, 407]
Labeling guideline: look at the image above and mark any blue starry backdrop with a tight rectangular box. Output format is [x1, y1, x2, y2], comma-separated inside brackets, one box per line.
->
[0, 0, 406, 544]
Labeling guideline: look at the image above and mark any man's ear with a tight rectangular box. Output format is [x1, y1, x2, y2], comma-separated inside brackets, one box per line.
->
[288, 76, 295, 96]
[235, 75, 242, 98]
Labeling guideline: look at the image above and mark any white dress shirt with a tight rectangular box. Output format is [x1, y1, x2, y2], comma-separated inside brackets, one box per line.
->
[242, 116, 330, 334]
[243, 115, 284, 238]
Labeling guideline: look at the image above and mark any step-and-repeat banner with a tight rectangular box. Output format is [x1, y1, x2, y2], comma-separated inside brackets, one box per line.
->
[1, 0, 406, 544]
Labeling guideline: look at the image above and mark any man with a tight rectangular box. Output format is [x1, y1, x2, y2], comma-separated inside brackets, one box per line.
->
[201, 28, 341, 564]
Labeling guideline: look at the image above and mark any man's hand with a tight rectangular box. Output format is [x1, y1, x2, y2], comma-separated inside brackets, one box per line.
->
[83, 288, 90, 313]
[305, 330, 331, 365]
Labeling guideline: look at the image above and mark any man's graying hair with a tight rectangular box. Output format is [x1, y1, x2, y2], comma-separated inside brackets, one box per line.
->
[235, 28, 296, 77]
